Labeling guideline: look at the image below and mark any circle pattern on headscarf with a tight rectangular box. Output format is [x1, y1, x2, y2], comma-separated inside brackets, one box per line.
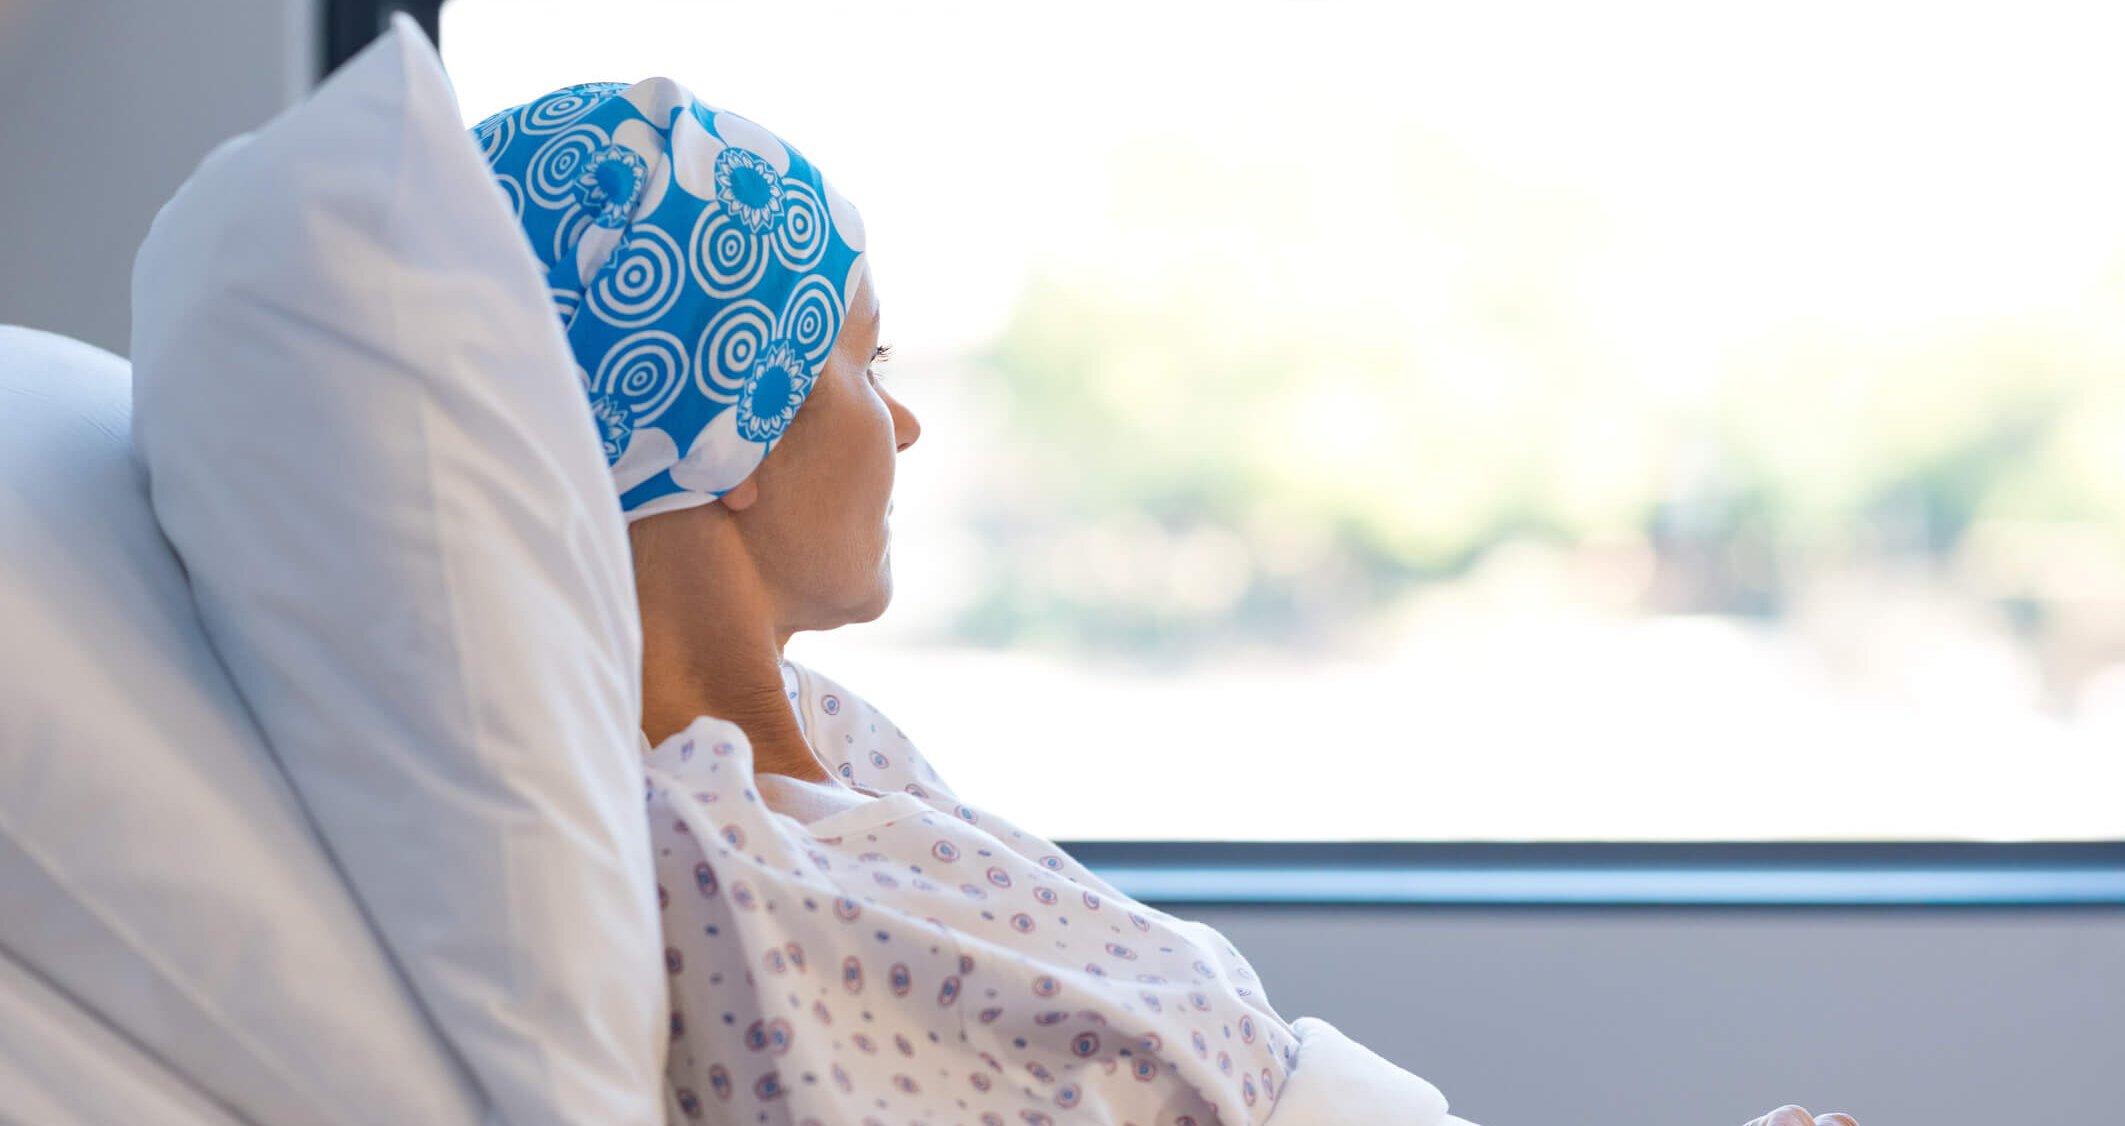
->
[528, 124, 608, 207]
[773, 180, 829, 271]
[519, 82, 627, 135]
[697, 299, 774, 405]
[589, 225, 685, 328]
[690, 208, 770, 300]
[596, 330, 688, 426]
[474, 111, 514, 159]
[780, 275, 841, 365]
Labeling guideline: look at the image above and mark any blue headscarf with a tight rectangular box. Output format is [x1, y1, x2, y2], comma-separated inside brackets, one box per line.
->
[473, 78, 866, 520]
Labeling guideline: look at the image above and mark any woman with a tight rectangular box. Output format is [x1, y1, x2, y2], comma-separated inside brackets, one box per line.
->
[475, 79, 1857, 1126]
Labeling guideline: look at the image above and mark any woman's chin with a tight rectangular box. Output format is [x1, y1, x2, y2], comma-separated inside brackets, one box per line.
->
[863, 561, 894, 621]
[839, 560, 893, 626]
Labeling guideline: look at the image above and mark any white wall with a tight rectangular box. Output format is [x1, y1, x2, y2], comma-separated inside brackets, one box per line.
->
[1193, 904, 2125, 1126]
[0, 0, 315, 356]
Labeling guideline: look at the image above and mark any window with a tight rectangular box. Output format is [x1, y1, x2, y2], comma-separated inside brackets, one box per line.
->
[443, 0, 2125, 842]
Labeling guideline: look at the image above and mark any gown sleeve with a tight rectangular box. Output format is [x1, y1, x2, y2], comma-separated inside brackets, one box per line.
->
[1262, 1018, 1473, 1126]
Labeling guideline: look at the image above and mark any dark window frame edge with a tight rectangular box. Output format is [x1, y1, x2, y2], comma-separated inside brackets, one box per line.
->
[1059, 841, 2125, 908]
[324, 0, 445, 77]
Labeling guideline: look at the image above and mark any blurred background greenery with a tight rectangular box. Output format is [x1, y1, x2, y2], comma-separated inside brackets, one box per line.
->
[952, 124, 2125, 706]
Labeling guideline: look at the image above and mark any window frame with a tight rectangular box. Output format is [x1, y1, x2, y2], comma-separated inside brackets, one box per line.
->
[1059, 840, 2125, 907]
[324, 0, 444, 76]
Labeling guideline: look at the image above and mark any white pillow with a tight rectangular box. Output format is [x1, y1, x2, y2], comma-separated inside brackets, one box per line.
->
[0, 325, 483, 1125]
[130, 17, 664, 1126]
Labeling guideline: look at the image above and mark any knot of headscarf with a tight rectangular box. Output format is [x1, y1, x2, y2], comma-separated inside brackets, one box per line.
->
[473, 78, 866, 520]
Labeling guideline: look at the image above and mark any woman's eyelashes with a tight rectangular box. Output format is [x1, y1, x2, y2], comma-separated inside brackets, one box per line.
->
[868, 343, 894, 382]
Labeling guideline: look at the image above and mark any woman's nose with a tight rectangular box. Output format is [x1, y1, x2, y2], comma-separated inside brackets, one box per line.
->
[888, 391, 922, 453]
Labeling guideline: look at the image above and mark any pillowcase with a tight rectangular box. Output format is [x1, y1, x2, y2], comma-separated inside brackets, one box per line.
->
[0, 325, 482, 1125]
[129, 16, 664, 1126]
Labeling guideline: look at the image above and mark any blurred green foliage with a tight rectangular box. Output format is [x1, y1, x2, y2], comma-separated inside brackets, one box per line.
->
[953, 131, 2125, 661]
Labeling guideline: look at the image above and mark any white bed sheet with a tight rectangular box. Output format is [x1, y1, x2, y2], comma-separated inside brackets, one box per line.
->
[0, 942, 248, 1126]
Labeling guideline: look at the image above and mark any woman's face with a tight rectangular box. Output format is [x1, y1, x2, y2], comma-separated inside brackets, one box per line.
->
[732, 260, 921, 633]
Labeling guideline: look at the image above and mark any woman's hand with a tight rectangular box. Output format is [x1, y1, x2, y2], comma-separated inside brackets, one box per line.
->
[1744, 1106, 1858, 1126]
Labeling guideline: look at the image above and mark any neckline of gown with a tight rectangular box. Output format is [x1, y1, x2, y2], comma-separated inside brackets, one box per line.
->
[640, 718, 927, 840]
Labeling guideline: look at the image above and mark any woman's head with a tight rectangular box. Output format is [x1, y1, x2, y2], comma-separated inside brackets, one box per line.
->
[475, 77, 918, 635]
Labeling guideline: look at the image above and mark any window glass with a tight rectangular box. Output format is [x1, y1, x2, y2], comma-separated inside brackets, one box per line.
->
[445, 0, 2125, 840]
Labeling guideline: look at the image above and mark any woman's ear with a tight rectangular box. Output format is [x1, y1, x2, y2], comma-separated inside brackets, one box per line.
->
[719, 474, 762, 512]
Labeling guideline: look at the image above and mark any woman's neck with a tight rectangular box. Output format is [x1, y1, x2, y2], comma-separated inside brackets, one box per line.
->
[639, 639, 827, 781]
[631, 514, 832, 782]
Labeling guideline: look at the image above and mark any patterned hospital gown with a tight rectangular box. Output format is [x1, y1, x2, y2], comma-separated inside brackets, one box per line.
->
[642, 661, 1294, 1126]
